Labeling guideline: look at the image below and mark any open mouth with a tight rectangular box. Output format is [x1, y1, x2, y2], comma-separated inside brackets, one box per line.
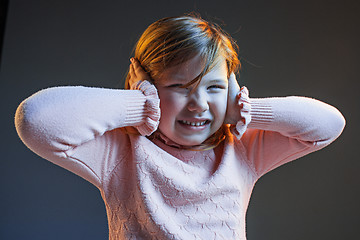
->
[178, 120, 210, 127]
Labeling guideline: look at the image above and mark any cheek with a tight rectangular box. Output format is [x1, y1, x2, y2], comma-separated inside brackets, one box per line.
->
[211, 93, 228, 119]
[158, 91, 177, 113]
[158, 91, 185, 126]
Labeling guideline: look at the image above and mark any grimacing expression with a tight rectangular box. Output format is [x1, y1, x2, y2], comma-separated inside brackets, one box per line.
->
[154, 55, 228, 146]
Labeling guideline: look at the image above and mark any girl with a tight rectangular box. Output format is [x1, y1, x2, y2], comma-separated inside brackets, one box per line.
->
[15, 15, 345, 240]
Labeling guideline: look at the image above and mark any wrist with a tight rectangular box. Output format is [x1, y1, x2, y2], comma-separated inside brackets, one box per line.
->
[130, 80, 160, 136]
[247, 98, 273, 129]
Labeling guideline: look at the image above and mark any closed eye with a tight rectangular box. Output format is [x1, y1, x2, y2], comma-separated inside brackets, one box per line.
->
[208, 85, 226, 90]
[167, 84, 184, 88]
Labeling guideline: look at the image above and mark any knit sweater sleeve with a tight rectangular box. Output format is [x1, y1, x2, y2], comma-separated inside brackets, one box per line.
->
[239, 96, 345, 178]
[14, 84, 160, 187]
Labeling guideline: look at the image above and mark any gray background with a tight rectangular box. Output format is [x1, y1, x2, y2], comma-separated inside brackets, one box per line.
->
[1, 0, 359, 239]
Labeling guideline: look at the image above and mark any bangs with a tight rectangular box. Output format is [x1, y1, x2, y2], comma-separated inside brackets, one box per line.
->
[180, 24, 240, 90]
[181, 45, 222, 89]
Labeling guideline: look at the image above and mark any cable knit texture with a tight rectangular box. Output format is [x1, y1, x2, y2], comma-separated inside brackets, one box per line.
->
[15, 86, 345, 240]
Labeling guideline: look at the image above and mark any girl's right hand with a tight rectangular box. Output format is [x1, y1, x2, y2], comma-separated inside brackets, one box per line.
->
[129, 58, 151, 88]
[128, 58, 161, 136]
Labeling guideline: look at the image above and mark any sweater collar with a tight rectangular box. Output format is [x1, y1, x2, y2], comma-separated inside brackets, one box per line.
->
[148, 126, 227, 151]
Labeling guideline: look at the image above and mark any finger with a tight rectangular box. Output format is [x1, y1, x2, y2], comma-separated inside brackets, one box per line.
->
[129, 62, 136, 78]
[228, 73, 240, 91]
[228, 73, 240, 101]
[130, 58, 139, 76]
[132, 58, 150, 80]
[131, 58, 142, 72]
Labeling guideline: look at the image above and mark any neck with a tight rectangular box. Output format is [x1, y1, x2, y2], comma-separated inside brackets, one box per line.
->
[148, 126, 227, 151]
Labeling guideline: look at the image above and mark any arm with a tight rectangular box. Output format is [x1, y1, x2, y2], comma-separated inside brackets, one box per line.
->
[226, 75, 346, 177]
[15, 83, 160, 187]
[243, 96, 345, 177]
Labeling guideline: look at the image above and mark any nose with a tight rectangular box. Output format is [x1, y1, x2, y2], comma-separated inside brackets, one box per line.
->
[187, 90, 209, 113]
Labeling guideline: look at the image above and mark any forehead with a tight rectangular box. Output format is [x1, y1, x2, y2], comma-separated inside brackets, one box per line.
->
[157, 55, 228, 85]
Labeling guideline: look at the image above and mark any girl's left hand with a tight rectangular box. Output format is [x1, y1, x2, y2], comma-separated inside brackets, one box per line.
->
[224, 73, 241, 125]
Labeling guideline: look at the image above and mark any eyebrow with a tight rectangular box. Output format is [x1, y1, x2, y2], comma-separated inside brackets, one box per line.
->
[164, 75, 228, 87]
[207, 79, 228, 84]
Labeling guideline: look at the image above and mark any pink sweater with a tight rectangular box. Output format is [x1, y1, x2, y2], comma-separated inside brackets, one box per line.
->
[15, 84, 345, 240]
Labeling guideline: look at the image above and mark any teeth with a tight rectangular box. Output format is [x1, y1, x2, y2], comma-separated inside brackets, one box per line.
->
[181, 120, 207, 126]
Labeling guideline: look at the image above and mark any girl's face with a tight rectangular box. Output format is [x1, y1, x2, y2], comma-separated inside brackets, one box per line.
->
[154, 55, 228, 146]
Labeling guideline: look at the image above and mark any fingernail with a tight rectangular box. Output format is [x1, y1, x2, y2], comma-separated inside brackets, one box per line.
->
[130, 58, 134, 62]
[236, 92, 241, 99]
